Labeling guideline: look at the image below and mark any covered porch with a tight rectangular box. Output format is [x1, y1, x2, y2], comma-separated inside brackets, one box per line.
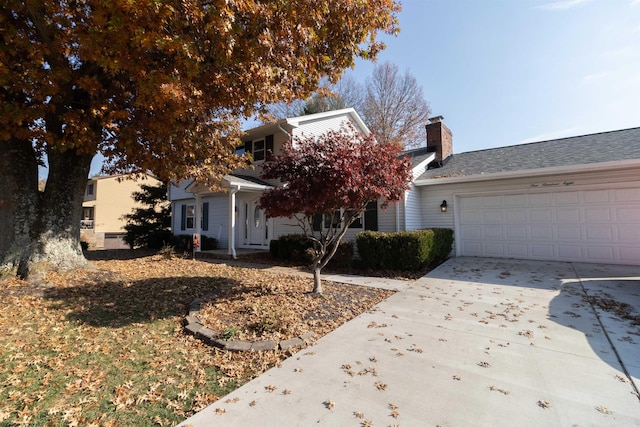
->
[185, 175, 274, 259]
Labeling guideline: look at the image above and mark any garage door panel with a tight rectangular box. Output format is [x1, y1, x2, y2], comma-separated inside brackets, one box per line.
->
[583, 189, 611, 203]
[530, 225, 553, 239]
[530, 193, 552, 206]
[618, 224, 640, 242]
[614, 188, 640, 202]
[585, 246, 615, 262]
[585, 226, 614, 241]
[616, 207, 640, 222]
[483, 210, 503, 224]
[557, 226, 582, 240]
[481, 196, 503, 208]
[484, 226, 503, 239]
[504, 194, 526, 207]
[620, 247, 640, 263]
[506, 226, 527, 239]
[585, 207, 611, 222]
[556, 208, 581, 223]
[507, 243, 529, 257]
[505, 210, 526, 223]
[558, 245, 583, 260]
[457, 188, 640, 265]
[556, 191, 579, 204]
[460, 210, 483, 224]
[484, 243, 507, 256]
[530, 209, 552, 223]
[531, 244, 554, 258]
[460, 225, 483, 239]
[461, 242, 483, 256]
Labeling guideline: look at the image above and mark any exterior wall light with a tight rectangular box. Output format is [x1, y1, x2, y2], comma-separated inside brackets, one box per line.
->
[440, 200, 448, 213]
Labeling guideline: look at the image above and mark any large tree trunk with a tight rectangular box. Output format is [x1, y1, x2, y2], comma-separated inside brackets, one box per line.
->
[0, 138, 40, 276]
[25, 149, 93, 276]
[0, 140, 92, 278]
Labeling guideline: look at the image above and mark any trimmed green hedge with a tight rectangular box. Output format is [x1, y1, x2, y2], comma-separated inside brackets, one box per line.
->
[270, 234, 354, 268]
[270, 234, 313, 261]
[356, 228, 453, 271]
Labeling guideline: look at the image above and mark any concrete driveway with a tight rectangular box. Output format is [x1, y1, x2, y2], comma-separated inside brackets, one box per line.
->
[178, 257, 640, 427]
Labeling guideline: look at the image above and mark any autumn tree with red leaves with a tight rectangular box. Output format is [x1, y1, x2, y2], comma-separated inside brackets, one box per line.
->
[259, 124, 412, 293]
[0, 0, 401, 278]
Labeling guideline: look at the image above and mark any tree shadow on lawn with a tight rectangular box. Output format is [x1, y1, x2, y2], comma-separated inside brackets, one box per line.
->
[44, 274, 241, 328]
[84, 248, 157, 261]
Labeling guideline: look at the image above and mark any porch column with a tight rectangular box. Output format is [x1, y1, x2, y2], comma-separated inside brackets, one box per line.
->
[195, 193, 202, 252]
[228, 188, 238, 258]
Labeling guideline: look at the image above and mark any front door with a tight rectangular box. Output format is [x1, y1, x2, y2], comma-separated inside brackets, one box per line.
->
[249, 199, 266, 246]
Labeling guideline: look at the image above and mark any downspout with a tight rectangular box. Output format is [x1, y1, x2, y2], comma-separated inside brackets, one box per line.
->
[195, 193, 202, 253]
[228, 186, 239, 259]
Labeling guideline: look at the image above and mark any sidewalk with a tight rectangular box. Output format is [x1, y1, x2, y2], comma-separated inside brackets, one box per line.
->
[179, 257, 640, 427]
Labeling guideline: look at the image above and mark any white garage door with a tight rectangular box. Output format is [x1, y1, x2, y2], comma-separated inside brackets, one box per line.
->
[457, 187, 640, 265]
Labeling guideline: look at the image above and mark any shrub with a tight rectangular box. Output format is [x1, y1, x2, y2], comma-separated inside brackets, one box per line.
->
[327, 240, 354, 269]
[148, 230, 173, 249]
[170, 235, 192, 252]
[356, 229, 453, 271]
[201, 235, 218, 250]
[170, 234, 217, 252]
[158, 243, 175, 259]
[271, 234, 314, 261]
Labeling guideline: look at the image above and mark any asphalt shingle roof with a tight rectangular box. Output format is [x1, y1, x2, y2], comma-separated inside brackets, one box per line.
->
[417, 127, 640, 181]
[401, 146, 436, 168]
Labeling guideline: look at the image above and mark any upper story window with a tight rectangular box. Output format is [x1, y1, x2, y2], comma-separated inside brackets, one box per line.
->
[86, 183, 94, 196]
[236, 134, 274, 163]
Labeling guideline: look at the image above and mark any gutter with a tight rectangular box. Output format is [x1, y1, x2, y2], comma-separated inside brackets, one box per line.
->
[415, 158, 640, 186]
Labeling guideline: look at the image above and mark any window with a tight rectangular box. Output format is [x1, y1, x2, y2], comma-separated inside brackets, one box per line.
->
[348, 211, 363, 229]
[311, 202, 378, 231]
[181, 204, 195, 230]
[86, 183, 94, 196]
[238, 135, 274, 162]
[323, 210, 341, 229]
[186, 205, 195, 229]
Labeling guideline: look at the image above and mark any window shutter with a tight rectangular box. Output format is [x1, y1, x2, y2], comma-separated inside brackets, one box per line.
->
[265, 134, 274, 160]
[181, 204, 186, 230]
[364, 201, 378, 231]
[244, 140, 252, 155]
[312, 214, 322, 231]
[202, 202, 209, 231]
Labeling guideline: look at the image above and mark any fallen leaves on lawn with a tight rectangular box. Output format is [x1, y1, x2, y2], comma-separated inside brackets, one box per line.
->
[0, 252, 393, 426]
[197, 269, 392, 343]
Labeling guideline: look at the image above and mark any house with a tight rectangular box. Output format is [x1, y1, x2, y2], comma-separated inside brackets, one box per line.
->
[170, 109, 640, 266]
[169, 108, 432, 256]
[415, 117, 640, 266]
[81, 174, 162, 249]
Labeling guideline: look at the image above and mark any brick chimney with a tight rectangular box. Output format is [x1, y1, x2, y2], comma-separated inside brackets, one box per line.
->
[425, 115, 452, 162]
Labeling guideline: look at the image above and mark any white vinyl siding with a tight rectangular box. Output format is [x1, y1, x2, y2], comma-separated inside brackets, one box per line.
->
[290, 115, 355, 140]
[404, 185, 422, 231]
[419, 167, 640, 265]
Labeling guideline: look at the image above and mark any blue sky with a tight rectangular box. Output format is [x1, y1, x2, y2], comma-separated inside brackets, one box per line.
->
[86, 0, 639, 176]
[344, 0, 640, 154]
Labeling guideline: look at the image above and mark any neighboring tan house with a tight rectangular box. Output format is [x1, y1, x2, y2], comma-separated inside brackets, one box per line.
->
[415, 119, 640, 266]
[82, 174, 162, 249]
[170, 109, 640, 266]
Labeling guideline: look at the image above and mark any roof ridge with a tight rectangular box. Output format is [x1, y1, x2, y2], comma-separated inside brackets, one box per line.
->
[458, 126, 640, 155]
